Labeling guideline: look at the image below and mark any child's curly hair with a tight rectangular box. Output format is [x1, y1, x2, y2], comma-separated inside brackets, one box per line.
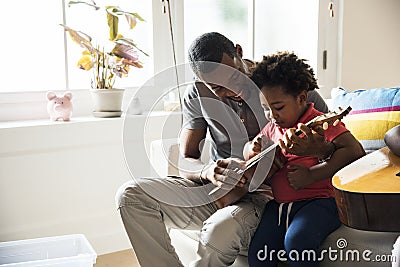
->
[251, 51, 319, 97]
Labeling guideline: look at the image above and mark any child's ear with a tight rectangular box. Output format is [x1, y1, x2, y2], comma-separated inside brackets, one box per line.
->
[298, 90, 307, 103]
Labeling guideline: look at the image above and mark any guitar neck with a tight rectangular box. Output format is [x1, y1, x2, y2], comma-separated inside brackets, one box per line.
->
[243, 128, 303, 171]
[243, 107, 348, 171]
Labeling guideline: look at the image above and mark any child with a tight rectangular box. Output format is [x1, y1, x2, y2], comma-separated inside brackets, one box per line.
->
[246, 51, 365, 266]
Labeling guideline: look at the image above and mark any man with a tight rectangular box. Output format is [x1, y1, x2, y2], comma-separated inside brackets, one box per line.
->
[116, 32, 334, 267]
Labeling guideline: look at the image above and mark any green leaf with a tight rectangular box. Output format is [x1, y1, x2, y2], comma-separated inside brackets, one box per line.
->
[119, 11, 145, 22]
[106, 12, 119, 41]
[114, 37, 149, 57]
[105, 6, 122, 15]
[67, 0, 100, 10]
[105, 6, 145, 29]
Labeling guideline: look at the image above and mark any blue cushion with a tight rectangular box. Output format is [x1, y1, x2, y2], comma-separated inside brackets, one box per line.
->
[331, 87, 400, 153]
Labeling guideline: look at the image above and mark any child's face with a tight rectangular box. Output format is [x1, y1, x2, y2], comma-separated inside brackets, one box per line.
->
[260, 85, 307, 128]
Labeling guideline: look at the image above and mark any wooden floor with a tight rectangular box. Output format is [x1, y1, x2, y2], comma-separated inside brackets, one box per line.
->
[94, 249, 140, 267]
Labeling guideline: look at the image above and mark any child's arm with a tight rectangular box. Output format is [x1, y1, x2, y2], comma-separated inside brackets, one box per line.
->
[286, 131, 366, 190]
[243, 134, 286, 183]
[243, 134, 272, 160]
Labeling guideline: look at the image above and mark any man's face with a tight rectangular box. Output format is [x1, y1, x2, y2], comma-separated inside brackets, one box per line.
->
[199, 53, 249, 101]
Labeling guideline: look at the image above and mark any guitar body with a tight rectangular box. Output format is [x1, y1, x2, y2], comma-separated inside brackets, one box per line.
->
[332, 146, 400, 232]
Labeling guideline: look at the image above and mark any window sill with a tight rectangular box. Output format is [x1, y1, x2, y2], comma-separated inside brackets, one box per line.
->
[0, 116, 121, 129]
[0, 86, 171, 122]
[0, 111, 182, 157]
[0, 111, 181, 130]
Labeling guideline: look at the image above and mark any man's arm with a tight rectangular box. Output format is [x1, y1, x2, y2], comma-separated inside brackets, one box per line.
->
[287, 131, 366, 190]
[178, 128, 208, 183]
[179, 129, 249, 208]
[385, 125, 400, 156]
[311, 131, 366, 179]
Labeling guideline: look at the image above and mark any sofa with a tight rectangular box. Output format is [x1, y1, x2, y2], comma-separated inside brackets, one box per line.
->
[149, 86, 400, 266]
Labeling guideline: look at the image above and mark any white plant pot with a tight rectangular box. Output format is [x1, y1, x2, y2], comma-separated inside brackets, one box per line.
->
[90, 88, 124, 118]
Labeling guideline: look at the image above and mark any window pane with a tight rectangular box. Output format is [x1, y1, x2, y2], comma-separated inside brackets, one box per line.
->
[65, 0, 153, 89]
[254, 0, 319, 70]
[0, 1, 66, 92]
[183, 0, 249, 60]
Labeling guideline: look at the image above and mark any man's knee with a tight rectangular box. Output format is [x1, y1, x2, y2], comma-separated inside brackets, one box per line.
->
[199, 210, 244, 253]
[115, 180, 149, 209]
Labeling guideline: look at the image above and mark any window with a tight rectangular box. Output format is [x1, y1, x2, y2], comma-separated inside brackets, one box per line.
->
[183, 0, 250, 59]
[0, 1, 65, 92]
[0, 0, 153, 93]
[183, 0, 339, 98]
[254, 0, 319, 69]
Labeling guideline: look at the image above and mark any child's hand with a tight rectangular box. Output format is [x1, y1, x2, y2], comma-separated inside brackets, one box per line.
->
[243, 146, 287, 185]
[287, 164, 314, 190]
[279, 123, 326, 157]
[247, 134, 272, 159]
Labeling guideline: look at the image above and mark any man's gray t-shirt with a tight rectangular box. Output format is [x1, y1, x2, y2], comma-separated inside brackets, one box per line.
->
[183, 82, 328, 162]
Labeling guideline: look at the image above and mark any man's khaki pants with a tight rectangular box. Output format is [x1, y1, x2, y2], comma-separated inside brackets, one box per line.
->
[116, 178, 268, 267]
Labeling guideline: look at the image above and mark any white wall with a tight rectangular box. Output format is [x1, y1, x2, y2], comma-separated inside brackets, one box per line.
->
[340, 0, 400, 90]
[0, 113, 181, 255]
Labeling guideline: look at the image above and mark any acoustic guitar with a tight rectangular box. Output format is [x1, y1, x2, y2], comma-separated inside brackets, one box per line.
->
[332, 146, 400, 231]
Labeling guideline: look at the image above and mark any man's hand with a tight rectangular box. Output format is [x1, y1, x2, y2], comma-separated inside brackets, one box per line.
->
[279, 123, 330, 159]
[287, 164, 313, 190]
[206, 158, 248, 209]
[204, 158, 247, 190]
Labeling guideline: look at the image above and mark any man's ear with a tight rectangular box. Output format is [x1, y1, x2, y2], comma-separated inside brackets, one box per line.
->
[235, 44, 243, 58]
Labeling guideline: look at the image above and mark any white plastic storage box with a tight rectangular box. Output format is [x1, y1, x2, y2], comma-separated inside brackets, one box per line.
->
[0, 234, 97, 267]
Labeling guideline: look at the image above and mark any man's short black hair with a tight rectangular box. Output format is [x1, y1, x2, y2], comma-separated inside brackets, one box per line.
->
[188, 32, 237, 75]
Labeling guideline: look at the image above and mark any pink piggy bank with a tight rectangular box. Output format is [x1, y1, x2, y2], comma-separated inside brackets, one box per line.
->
[46, 91, 73, 121]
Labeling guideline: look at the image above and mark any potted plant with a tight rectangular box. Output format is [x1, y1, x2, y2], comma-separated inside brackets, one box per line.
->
[61, 0, 148, 117]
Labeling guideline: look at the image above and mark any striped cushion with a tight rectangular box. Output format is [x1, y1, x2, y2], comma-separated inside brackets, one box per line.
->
[331, 87, 400, 153]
